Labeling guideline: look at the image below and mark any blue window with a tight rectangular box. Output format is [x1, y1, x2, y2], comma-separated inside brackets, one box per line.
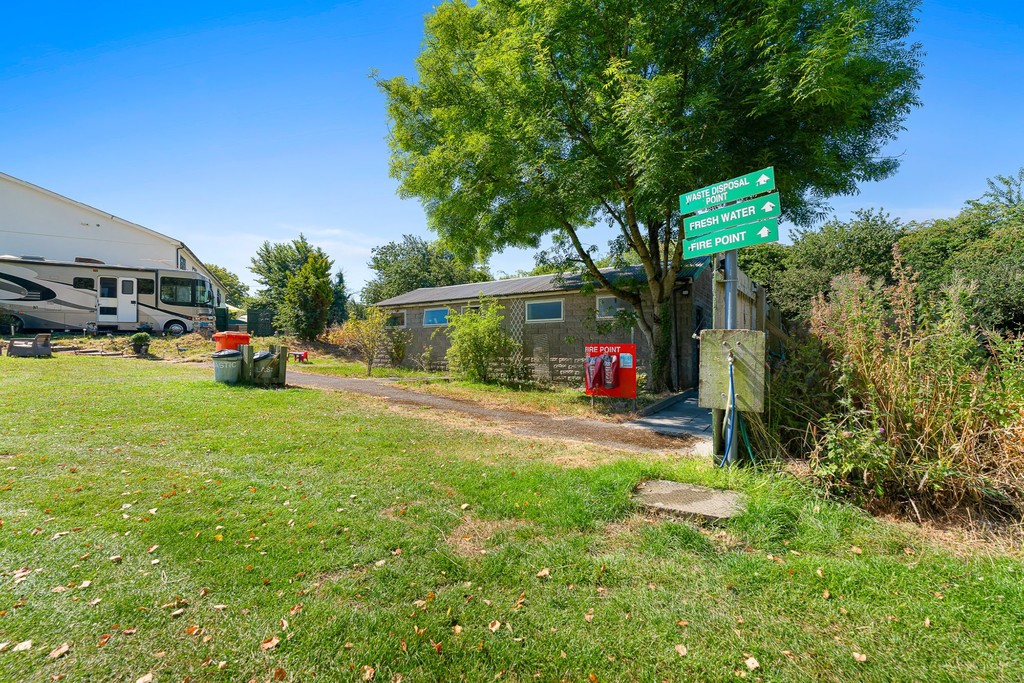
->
[526, 299, 563, 322]
[423, 308, 449, 326]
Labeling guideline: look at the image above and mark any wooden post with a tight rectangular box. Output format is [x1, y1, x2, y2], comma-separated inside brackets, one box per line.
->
[277, 345, 288, 385]
[240, 345, 254, 385]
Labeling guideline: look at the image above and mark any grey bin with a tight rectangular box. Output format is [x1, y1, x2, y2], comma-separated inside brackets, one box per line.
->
[212, 349, 243, 384]
[252, 350, 275, 376]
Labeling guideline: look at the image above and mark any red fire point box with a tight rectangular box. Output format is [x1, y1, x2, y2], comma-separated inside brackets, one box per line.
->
[584, 343, 637, 399]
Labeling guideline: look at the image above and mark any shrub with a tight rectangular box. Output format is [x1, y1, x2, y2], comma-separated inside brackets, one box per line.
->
[806, 252, 1024, 518]
[444, 299, 525, 383]
[348, 307, 392, 376]
[386, 328, 412, 367]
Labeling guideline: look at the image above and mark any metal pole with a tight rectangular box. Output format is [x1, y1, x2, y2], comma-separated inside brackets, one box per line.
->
[723, 249, 739, 465]
[631, 326, 637, 412]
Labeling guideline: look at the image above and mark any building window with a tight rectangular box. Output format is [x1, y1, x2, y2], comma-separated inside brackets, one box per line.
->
[386, 311, 407, 328]
[525, 299, 563, 323]
[178, 255, 186, 270]
[121, 280, 134, 295]
[138, 279, 155, 295]
[72, 277, 95, 290]
[423, 308, 449, 326]
[596, 296, 628, 319]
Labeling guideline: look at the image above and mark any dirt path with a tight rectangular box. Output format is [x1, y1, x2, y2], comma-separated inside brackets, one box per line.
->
[288, 371, 701, 454]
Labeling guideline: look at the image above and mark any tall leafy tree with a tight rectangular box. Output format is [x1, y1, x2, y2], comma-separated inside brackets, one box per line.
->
[276, 252, 334, 341]
[249, 234, 322, 309]
[327, 269, 350, 326]
[361, 235, 490, 304]
[378, 0, 922, 390]
[204, 263, 250, 307]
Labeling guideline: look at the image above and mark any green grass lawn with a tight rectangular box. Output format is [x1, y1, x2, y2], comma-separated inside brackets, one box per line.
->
[0, 356, 1020, 682]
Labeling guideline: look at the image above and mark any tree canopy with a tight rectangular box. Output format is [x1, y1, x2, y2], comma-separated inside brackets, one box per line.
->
[276, 251, 334, 341]
[249, 234, 327, 309]
[379, 0, 922, 389]
[361, 235, 490, 304]
[204, 264, 250, 308]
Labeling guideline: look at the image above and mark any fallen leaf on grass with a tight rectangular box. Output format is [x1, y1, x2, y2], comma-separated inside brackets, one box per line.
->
[851, 546, 863, 555]
[48, 643, 70, 659]
[80, 580, 92, 588]
[97, 634, 111, 647]
[853, 652, 867, 662]
[147, 545, 159, 554]
[261, 636, 280, 651]
[361, 665, 375, 680]
[588, 674, 598, 683]
[745, 656, 760, 670]
[289, 604, 303, 616]
[816, 567, 824, 579]
[12, 640, 32, 652]
[122, 628, 137, 635]
[154, 651, 166, 658]
[675, 644, 688, 657]
[822, 590, 830, 600]
[170, 608, 185, 618]
[136, 674, 153, 683]
[453, 625, 463, 634]
[584, 611, 594, 623]
[185, 625, 200, 636]
[110, 555, 123, 564]
[431, 640, 442, 654]
[213, 604, 227, 610]
[923, 617, 931, 628]
[274, 668, 287, 681]
[535, 568, 550, 579]
[488, 620, 501, 633]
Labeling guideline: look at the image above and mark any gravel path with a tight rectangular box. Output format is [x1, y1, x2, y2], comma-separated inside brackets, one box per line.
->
[288, 371, 700, 454]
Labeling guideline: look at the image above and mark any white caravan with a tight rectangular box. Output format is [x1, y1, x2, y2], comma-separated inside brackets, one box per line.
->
[0, 255, 215, 335]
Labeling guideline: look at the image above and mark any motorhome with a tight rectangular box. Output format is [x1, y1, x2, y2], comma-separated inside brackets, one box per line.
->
[0, 255, 215, 335]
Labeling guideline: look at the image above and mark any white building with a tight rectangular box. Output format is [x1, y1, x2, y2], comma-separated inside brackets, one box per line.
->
[0, 171, 227, 306]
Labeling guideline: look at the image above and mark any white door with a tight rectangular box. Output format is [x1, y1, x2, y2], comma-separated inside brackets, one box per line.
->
[117, 278, 138, 323]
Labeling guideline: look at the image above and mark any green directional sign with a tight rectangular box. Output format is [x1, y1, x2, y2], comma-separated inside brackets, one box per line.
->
[679, 167, 775, 215]
[683, 218, 780, 259]
[684, 192, 780, 239]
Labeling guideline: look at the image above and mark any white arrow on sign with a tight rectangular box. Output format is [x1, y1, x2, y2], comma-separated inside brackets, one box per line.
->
[761, 201, 776, 212]
[756, 174, 770, 186]
[758, 225, 771, 238]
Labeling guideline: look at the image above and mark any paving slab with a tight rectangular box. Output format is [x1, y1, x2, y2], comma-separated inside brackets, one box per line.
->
[627, 390, 713, 439]
[633, 479, 745, 521]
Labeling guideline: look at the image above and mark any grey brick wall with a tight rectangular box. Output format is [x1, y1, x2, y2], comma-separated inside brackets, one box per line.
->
[384, 269, 714, 388]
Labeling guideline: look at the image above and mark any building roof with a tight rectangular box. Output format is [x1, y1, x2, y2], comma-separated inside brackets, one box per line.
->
[373, 258, 710, 307]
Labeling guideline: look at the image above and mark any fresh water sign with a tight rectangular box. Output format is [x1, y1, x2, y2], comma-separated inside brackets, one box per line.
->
[679, 168, 775, 214]
[683, 192, 780, 238]
[682, 219, 780, 259]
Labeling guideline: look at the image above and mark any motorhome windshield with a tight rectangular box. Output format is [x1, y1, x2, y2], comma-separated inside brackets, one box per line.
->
[160, 276, 213, 307]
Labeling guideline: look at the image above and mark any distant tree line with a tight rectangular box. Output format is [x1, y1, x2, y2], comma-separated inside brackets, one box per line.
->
[740, 168, 1024, 331]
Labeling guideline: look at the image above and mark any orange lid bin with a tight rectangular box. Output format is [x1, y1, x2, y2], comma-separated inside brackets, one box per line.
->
[213, 331, 252, 352]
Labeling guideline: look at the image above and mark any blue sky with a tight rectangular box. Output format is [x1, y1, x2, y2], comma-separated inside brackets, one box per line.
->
[1, 1, 1022, 294]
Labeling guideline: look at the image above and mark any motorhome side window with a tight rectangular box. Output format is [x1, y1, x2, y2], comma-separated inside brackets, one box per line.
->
[99, 278, 117, 298]
[160, 277, 194, 305]
[72, 277, 95, 290]
[138, 279, 155, 295]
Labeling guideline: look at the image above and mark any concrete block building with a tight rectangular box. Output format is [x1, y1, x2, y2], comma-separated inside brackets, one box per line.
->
[374, 259, 714, 388]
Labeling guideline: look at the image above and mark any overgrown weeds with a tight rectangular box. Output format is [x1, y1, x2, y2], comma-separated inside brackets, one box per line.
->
[757, 251, 1024, 521]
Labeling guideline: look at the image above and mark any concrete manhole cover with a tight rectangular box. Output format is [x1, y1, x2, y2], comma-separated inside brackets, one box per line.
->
[633, 480, 746, 521]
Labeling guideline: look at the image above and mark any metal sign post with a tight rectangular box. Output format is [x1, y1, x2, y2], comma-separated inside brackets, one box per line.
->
[679, 168, 781, 466]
